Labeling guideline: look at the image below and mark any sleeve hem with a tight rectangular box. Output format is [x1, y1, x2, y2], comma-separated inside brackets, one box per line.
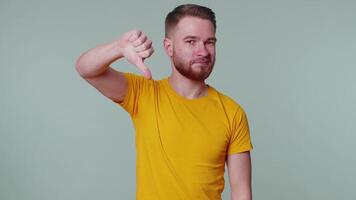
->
[227, 144, 253, 155]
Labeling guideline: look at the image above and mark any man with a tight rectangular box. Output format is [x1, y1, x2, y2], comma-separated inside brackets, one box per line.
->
[75, 4, 253, 200]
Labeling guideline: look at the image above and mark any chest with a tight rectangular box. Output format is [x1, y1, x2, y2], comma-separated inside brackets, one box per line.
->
[139, 98, 231, 164]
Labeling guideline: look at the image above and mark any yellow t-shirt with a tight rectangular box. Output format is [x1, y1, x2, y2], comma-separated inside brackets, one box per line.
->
[116, 72, 253, 200]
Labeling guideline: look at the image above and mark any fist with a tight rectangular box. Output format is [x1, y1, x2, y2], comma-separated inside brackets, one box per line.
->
[116, 30, 154, 79]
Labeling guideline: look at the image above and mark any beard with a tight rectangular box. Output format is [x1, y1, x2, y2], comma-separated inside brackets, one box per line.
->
[172, 51, 215, 81]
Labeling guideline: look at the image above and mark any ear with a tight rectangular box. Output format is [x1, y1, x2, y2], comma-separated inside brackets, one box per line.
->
[163, 38, 173, 57]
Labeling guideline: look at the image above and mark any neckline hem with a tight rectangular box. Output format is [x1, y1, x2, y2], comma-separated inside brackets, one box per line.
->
[161, 78, 213, 102]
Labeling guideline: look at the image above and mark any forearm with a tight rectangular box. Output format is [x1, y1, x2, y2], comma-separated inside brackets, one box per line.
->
[231, 187, 252, 200]
[75, 41, 123, 78]
[231, 194, 252, 200]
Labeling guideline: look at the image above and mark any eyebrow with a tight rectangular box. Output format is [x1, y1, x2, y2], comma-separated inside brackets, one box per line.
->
[183, 35, 217, 42]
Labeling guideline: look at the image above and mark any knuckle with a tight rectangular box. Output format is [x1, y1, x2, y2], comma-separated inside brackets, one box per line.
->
[135, 29, 141, 35]
[140, 35, 146, 41]
[139, 37, 145, 44]
[147, 40, 152, 47]
[133, 40, 140, 46]
[141, 43, 147, 49]
[142, 51, 149, 57]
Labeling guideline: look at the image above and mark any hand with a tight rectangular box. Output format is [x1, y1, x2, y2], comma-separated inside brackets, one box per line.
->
[115, 30, 154, 79]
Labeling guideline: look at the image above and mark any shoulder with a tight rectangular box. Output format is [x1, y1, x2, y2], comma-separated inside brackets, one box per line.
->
[212, 87, 245, 114]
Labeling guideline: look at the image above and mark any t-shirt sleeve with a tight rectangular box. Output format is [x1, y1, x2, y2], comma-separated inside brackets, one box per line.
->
[227, 106, 253, 154]
[116, 72, 147, 117]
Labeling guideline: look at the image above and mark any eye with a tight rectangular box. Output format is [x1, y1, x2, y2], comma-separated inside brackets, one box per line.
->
[186, 40, 195, 45]
[206, 40, 216, 46]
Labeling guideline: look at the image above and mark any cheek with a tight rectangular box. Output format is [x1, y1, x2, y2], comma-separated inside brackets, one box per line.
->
[207, 46, 216, 55]
[175, 47, 192, 58]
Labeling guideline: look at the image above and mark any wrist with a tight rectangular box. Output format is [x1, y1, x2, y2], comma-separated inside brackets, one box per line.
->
[110, 40, 125, 59]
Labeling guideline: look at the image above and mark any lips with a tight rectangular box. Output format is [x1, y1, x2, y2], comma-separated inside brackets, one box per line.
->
[192, 58, 210, 64]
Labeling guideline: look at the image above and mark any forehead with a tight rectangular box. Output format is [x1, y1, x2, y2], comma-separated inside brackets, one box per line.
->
[173, 16, 215, 39]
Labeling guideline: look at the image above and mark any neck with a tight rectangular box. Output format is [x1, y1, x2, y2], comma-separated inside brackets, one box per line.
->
[167, 67, 208, 99]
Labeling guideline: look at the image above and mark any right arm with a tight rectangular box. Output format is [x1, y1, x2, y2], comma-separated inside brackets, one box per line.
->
[75, 30, 154, 103]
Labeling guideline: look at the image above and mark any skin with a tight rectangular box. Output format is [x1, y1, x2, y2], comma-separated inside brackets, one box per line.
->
[75, 16, 252, 200]
[227, 151, 252, 200]
[163, 16, 217, 99]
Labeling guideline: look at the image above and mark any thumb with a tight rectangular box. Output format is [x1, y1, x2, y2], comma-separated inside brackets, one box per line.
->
[134, 58, 152, 79]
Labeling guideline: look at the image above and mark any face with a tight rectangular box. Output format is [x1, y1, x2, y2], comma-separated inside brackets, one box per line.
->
[165, 16, 216, 81]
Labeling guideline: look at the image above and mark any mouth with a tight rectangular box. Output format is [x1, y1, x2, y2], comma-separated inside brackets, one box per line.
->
[192, 59, 210, 65]
[193, 62, 209, 65]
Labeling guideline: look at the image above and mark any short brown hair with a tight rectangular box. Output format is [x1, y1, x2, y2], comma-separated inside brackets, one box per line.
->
[165, 4, 216, 37]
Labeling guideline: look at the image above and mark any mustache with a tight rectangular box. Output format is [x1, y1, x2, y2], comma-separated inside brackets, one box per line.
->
[192, 57, 211, 63]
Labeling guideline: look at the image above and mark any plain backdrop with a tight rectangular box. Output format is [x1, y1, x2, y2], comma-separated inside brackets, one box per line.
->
[1, 0, 355, 199]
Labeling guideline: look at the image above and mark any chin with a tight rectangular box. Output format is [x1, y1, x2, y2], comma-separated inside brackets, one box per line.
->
[191, 71, 213, 81]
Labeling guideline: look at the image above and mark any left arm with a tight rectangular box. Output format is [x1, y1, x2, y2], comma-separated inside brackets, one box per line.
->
[226, 151, 252, 200]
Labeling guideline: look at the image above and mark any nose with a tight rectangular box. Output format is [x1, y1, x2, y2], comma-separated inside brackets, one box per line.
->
[196, 42, 209, 57]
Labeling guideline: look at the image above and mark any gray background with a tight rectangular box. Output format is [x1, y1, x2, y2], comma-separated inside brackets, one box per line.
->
[1, 0, 355, 199]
